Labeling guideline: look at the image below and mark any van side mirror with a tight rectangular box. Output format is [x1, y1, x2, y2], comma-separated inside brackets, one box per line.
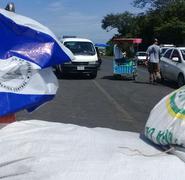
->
[172, 57, 179, 62]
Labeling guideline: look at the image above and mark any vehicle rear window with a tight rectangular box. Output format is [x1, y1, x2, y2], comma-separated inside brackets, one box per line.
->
[163, 49, 173, 59]
[171, 49, 181, 60]
[160, 48, 168, 55]
[64, 41, 95, 56]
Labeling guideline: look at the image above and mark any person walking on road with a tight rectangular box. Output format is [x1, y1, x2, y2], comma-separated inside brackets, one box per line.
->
[113, 43, 126, 64]
[146, 38, 161, 84]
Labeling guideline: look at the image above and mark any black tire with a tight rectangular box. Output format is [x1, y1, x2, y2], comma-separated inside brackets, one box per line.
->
[53, 65, 63, 78]
[89, 71, 97, 79]
[160, 72, 164, 83]
[133, 74, 136, 81]
[53, 65, 59, 74]
[178, 74, 185, 87]
[113, 74, 121, 80]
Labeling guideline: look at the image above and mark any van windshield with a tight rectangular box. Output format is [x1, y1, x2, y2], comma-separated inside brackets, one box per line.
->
[64, 41, 96, 56]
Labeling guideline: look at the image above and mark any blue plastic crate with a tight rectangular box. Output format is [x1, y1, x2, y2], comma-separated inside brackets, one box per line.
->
[113, 60, 137, 75]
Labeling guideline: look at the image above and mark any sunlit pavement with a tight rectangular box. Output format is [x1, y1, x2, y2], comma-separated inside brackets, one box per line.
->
[17, 57, 175, 133]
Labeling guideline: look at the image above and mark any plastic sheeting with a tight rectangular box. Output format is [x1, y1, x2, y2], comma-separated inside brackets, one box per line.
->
[0, 120, 184, 180]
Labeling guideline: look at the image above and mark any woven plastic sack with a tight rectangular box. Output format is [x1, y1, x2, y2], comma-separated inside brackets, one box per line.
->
[145, 86, 185, 147]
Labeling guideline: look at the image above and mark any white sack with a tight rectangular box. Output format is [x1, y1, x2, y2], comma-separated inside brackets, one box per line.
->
[145, 86, 185, 147]
[0, 120, 184, 180]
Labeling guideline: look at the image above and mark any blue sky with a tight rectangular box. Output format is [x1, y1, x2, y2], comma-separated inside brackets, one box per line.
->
[0, 0, 142, 43]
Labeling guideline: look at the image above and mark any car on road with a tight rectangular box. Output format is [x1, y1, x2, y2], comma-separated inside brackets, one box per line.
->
[160, 47, 170, 57]
[135, 51, 147, 65]
[55, 37, 99, 78]
[160, 47, 185, 87]
[160, 44, 175, 57]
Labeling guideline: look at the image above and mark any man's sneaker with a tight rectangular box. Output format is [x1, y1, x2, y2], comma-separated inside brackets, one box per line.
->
[153, 80, 157, 85]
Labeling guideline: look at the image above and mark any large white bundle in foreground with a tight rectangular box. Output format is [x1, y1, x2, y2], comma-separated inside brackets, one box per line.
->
[0, 120, 184, 180]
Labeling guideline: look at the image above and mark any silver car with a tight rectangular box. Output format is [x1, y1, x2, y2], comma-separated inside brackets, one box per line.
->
[160, 47, 185, 87]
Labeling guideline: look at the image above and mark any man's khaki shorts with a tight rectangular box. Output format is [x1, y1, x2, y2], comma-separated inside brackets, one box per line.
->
[148, 62, 159, 73]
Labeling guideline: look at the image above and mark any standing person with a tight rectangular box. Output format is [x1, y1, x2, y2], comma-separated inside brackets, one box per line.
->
[146, 38, 161, 84]
[113, 42, 125, 64]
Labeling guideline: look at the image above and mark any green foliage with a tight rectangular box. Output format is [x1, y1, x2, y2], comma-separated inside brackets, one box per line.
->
[101, 0, 185, 49]
[155, 1, 185, 45]
[101, 12, 137, 37]
[105, 46, 113, 56]
[155, 18, 185, 45]
[105, 40, 114, 56]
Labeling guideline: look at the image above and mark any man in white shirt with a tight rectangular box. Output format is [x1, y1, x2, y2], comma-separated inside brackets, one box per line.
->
[113, 43, 125, 64]
[146, 38, 161, 84]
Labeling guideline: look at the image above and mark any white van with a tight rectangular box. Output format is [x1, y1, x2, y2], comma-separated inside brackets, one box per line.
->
[56, 37, 99, 78]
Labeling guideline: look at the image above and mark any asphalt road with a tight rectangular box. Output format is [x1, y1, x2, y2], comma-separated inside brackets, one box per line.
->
[17, 57, 176, 132]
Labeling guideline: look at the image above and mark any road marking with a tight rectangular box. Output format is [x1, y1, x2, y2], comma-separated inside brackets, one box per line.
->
[92, 80, 134, 122]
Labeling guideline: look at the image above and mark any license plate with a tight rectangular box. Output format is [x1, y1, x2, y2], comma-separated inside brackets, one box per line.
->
[77, 66, 84, 70]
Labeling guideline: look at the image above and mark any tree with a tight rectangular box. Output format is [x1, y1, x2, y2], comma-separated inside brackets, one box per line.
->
[155, 1, 185, 45]
[101, 0, 185, 49]
[101, 12, 137, 37]
[133, 0, 185, 46]
[133, 0, 180, 9]
[155, 19, 185, 45]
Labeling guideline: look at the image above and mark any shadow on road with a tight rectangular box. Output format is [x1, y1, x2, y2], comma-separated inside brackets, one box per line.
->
[54, 72, 93, 80]
[133, 81, 152, 85]
[102, 75, 178, 89]
[102, 75, 134, 81]
[134, 80, 177, 89]
[161, 80, 178, 89]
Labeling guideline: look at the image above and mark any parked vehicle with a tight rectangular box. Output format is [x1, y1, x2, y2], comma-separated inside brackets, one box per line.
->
[135, 51, 147, 64]
[160, 47, 185, 87]
[55, 37, 99, 78]
[160, 44, 175, 57]
[160, 47, 170, 57]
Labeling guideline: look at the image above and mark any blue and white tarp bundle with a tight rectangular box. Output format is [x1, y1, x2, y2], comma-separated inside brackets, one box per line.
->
[0, 9, 74, 116]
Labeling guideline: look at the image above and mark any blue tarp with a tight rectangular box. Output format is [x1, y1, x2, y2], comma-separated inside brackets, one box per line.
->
[95, 43, 110, 48]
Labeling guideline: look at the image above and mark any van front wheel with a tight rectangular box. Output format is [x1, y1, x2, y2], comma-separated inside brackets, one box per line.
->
[89, 71, 97, 79]
[178, 74, 185, 87]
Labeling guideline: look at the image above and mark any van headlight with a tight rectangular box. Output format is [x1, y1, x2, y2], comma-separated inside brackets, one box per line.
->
[89, 61, 96, 65]
[65, 61, 72, 64]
